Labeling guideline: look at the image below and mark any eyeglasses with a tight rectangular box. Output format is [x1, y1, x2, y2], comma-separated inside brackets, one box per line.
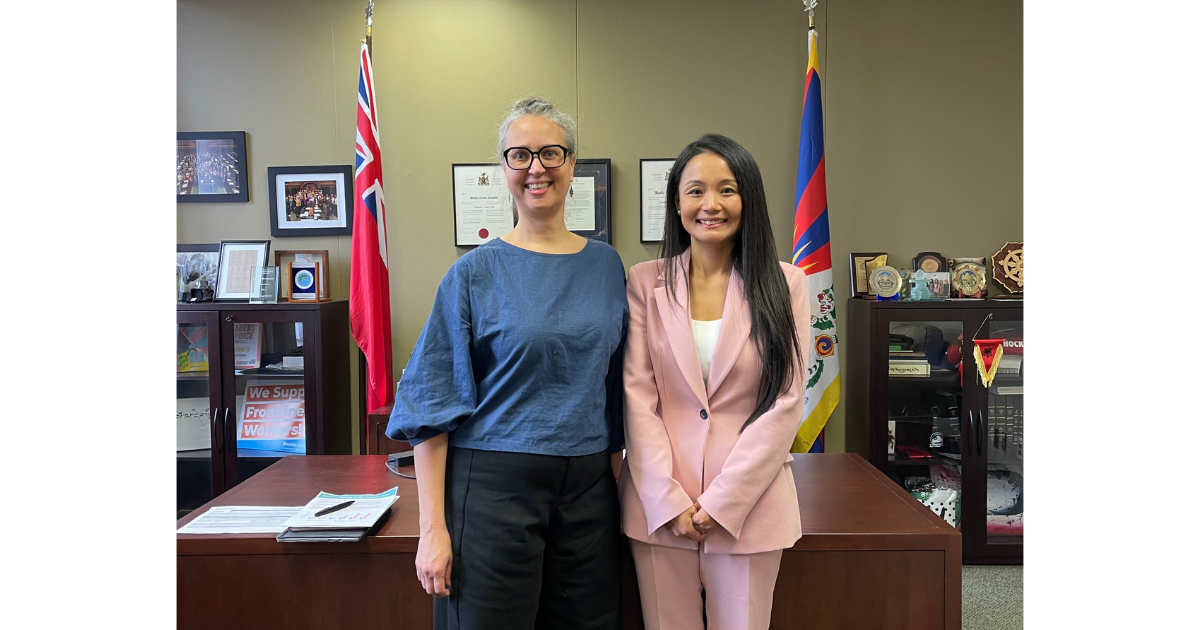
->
[502, 145, 570, 170]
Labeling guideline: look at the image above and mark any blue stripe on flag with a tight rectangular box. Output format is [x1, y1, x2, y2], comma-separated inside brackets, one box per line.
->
[355, 152, 365, 173]
[358, 71, 369, 107]
[793, 207, 830, 258]
[794, 71, 825, 207]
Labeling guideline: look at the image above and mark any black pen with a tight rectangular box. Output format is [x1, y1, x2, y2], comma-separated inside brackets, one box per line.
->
[315, 500, 354, 517]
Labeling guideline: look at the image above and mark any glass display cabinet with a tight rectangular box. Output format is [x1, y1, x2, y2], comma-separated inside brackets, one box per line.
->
[846, 298, 1023, 564]
[176, 301, 351, 516]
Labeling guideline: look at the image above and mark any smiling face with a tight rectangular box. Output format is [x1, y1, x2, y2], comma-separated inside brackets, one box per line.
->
[676, 151, 743, 248]
[502, 115, 575, 218]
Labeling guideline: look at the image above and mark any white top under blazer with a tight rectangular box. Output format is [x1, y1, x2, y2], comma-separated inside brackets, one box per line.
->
[690, 318, 722, 383]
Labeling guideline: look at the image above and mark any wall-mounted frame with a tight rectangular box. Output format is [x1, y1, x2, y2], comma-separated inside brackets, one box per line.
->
[177, 131, 248, 203]
[177, 243, 221, 295]
[640, 158, 675, 242]
[216, 240, 271, 301]
[268, 165, 354, 237]
[275, 250, 331, 301]
[569, 159, 612, 244]
[849, 252, 888, 298]
[452, 163, 512, 246]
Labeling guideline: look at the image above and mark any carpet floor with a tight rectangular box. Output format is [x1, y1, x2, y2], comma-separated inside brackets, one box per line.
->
[963, 565, 1023, 629]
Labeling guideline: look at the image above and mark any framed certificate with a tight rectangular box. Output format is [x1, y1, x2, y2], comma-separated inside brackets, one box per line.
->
[568, 159, 612, 244]
[215, 240, 271, 301]
[640, 158, 675, 242]
[452, 163, 513, 246]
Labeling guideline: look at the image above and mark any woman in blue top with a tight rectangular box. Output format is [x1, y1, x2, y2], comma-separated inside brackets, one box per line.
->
[388, 97, 628, 630]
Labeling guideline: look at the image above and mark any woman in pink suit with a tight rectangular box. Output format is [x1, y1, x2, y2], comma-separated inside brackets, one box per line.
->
[620, 133, 811, 630]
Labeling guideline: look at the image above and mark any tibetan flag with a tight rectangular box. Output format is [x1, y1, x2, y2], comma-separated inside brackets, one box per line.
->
[790, 26, 841, 453]
[350, 41, 395, 415]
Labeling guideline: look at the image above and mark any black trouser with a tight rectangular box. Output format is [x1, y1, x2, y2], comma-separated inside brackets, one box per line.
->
[435, 447, 621, 630]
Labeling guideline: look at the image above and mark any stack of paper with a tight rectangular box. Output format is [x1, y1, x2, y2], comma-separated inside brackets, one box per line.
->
[276, 487, 398, 542]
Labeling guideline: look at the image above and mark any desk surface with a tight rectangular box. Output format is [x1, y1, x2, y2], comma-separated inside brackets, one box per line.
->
[177, 453, 957, 555]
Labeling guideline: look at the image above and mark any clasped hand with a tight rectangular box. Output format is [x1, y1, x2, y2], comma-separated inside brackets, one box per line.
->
[668, 502, 715, 541]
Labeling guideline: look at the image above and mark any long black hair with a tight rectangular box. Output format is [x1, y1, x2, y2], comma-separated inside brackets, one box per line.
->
[661, 133, 802, 431]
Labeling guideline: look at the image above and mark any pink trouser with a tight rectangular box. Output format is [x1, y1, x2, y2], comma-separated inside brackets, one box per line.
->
[629, 539, 784, 630]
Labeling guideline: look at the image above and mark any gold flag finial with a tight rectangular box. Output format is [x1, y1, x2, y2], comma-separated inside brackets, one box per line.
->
[803, 0, 817, 29]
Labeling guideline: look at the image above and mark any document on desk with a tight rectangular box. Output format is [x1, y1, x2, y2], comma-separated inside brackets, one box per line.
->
[177, 506, 303, 534]
[282, 487, 398, 531]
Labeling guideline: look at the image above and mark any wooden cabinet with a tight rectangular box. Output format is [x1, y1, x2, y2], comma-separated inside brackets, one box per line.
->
[367, 402, 410, 456]
[846, 298, 1023, 564]
[176, 301, 351, 514]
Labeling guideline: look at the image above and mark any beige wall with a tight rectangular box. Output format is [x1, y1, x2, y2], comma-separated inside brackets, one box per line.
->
[178, 0, 1022, 453]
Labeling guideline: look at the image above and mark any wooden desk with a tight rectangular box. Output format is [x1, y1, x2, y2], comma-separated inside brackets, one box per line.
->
[178, 454, 959, 629]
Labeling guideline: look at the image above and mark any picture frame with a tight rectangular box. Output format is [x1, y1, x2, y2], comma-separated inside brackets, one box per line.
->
[640, 158, 676, 242]
[177, 132, 248, 202]
[268, 165, 354, 237]
[849, 252, 887, 297]
[452, 163, 511, 246]
[215, 240, 271, 301]
[274, 250, 331, 301]
[569, 159, 612, 243]
[177, 244, 221, 300]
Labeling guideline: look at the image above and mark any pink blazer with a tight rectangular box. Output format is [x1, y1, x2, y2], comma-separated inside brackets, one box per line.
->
[619, 251, 811, 555]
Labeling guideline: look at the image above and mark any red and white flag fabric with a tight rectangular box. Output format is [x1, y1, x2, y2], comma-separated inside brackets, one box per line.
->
[350, 41, 395, 414]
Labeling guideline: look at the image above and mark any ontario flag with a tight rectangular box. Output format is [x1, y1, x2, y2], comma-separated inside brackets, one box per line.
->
[350, 41, 395, 415]
[790, 26, 841, 453]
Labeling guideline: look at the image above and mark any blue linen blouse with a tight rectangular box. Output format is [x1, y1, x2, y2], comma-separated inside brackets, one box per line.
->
[387, 238, 628, 456]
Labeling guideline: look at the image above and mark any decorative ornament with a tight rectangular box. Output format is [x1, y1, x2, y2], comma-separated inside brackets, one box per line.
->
[909, 269, 931, 300]
[973, 339, 1004, 388]
[971, 313, 1003, 387]
[869, 265, 902, 301]
[992, 241, 1023, 294]
[951, 262, 986, 298]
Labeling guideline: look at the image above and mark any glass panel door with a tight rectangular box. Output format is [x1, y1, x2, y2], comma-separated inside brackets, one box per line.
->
[886, 318, 965, 531]
[177, 312, 221, 516]
[222, 312, 313, 489]
[984, 319, 1024, 546]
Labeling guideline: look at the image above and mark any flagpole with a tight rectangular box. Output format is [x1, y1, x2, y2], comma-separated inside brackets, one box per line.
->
[364, 0, 374, 55]
[806, 0, 816, 29]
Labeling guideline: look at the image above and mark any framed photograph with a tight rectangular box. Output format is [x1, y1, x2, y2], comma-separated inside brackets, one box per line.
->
[177, 244, 220, 296]
[275, 250, 331, 301]
[177, 132, 248, 202]
[569, 159, 612, 244]
[926, 271, 952, 299]
[268, 165, 354, 237]
[640, 158, 675, 242]
[452, 163, 512, 246]
[849, 252, 887, 297]
[216, 240, 271, 301]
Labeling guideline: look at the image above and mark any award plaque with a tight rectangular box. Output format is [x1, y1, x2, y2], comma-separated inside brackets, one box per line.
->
[869, 265, 902, 301]
[912, 251, 947, 274]
[249, 266, 279, 304]
[849, 252, 887, 297]
[992, 241, 1024, 294]
[288, 261, 319, 301]
[951, 261, 986, 298]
